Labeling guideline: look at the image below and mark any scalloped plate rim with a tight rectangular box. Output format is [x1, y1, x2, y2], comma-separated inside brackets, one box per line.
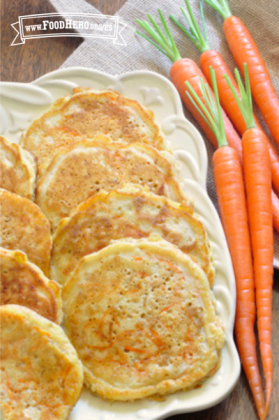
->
[0, 67, 240, 420]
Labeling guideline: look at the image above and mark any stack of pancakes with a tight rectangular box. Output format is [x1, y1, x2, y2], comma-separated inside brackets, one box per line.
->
[0, 88, 224, 419]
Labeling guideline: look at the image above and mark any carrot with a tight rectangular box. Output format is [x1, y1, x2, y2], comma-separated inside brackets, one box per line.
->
[272, 191, 279, 233]
[227, 65, 274, 417]
[204, 0, 279, 146]
[186, 67, 265, 420]
[136, 10, 242, 162]
[171, 0, 279, 195]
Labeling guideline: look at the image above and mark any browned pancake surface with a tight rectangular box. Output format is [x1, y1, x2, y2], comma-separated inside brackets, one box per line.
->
[52, 186, 214, 286]
[0, 189, 52, 276]
[0, 136, 36, 199]
[62, 238, 224, 401]
[36, 140, 191, 230]
[21, 89, 166, 176]
[0, 305, 83, 420]
[0, 248, 62, 323]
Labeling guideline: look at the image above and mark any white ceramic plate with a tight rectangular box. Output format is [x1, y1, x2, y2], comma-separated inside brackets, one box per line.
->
[0, 68, 240, 420]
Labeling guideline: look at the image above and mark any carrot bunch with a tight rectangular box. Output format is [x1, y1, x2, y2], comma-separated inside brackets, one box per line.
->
[170, 0, 279, 196]
[186, 67, 272, 420]
[136, 9, 279, 232]
[226, 66, 274, 417]
[136, 6, 276, 419]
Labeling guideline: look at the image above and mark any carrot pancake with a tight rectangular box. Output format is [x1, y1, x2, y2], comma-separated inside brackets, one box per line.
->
[52, 185, 214, 286]
[20, 88, 166, 177]
[62, 237, 224, 401]
[0, 136, 36, 200]
[0, 189, 52, 276]
[0, 305, 83, 420]
[36, 140, 192, 230]
[0, 248, 62, 324]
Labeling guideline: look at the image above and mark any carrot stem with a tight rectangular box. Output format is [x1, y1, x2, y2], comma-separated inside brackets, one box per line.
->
[136, 10, 181, 63]
[136, 21, 174, 60]
[148, 14, 170, 45]
[224, 64, 256, 130]
[170, 0, 210, 53]
[200, 2, 208, 45]
[204, 0, 232, 19]
[158, 10, 178, 55]
[169, 15, 197, 47]
[186, 68, 227, 148]
[186, 82, 216, 135]
[136, 31, 170, 58]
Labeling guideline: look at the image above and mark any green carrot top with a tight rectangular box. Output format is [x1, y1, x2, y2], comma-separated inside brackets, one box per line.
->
[225, 64, 256, 130]
[170, 0, 211, 54]
[186, 67, 228, 148]
[136, 9, 181, 63]
[204, 0, 232, 20]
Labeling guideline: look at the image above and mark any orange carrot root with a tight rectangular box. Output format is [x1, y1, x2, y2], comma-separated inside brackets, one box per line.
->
[223, 16, 279, 146]
[272, 191, 279, 233]
[242, 129, 273, 416]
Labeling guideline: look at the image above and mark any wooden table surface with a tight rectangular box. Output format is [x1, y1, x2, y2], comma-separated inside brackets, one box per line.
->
[1, 0, 279, 419]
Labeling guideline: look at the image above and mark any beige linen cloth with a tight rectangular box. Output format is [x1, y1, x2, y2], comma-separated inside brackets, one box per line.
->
[50, 0, 279, 267]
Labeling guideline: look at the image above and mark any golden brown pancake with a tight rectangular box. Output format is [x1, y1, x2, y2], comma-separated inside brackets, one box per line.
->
[52, 185, 214, 286]
[0, 189, 52, 276]
[0, 135, 36, 200]
[62, 237, 225, 401]
[20, 88, 166, 176]
[0, 248, 62, 323]
[0, 304, 83, 420]
[36, 140, 192, 230]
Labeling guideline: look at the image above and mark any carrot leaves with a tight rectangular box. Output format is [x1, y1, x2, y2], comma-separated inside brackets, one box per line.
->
[170, 1, 210, 53]
[225, 64, 256, 130]
[136, 10, 181, 63]
[186, 67, 227, 148]
[204, 0, 232, 20]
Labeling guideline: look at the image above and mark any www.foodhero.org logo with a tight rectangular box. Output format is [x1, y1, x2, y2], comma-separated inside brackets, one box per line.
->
[11, 13, 126, 46]
[25, 19, 114, 32]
